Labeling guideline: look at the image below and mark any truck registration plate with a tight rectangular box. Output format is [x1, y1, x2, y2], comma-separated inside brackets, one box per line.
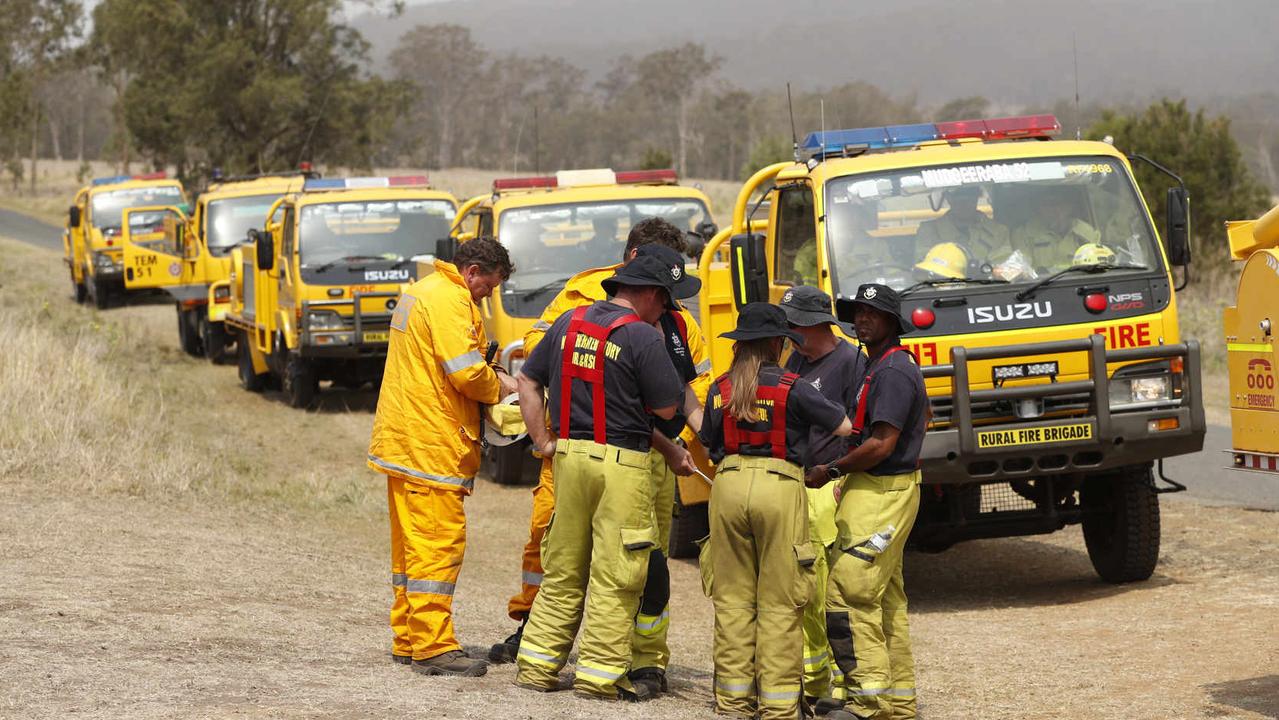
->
[363, 331, 390, 343]
[976, 421, 1093, 449]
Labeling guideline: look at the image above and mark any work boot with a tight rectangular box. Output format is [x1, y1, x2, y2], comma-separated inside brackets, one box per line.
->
[488, 615, 528, 663]
[629, 667, 668, 696]
[411, 650, 488, 677]
[390, 653, 413, 666]
[826, 709, 871, 720]
[573, 682, 657, 703]
[813, 697, 845, 716]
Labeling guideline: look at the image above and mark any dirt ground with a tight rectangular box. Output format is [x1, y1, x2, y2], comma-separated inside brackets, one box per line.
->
[1, 239, 1277, 719]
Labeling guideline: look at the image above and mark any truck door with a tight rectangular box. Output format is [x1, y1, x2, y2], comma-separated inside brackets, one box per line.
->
[122, 205, 192, 289]
[771, 182, 818, 298]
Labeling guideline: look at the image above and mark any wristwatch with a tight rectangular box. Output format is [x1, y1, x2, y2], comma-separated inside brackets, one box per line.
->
[825, 464, 844, 480]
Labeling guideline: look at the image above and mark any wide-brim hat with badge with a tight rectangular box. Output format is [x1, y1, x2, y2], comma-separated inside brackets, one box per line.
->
[720, 302, 804, 345]
[600, 253, 686, 308]
[849, 282, 913, 335]
[633, 243, 701, 300]
[484, 393, 528, 447]
[779, 285, 855, 336]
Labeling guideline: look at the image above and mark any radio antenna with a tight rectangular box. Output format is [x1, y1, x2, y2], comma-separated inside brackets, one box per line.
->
[1072, 32, 1082, 140]
[820, 98, 826, 156]
[787, 82, 800, 163]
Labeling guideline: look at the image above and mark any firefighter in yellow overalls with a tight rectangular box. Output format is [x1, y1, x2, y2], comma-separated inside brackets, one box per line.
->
[805, 283, 928, 720]
[367, 238, 518, 676]
[513, 254, 690, 701]
[699, 302, 853, 719]
[492, 220, 710, 698]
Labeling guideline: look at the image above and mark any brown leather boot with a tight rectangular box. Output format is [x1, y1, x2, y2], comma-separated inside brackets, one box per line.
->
[412, 650, 488, 677]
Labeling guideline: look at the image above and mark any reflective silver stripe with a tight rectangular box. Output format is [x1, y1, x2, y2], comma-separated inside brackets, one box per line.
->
[442, 349, 484, 375]
[517, 646, 561, 663]
[803, 650, 830, 665]
[367, 455, 475, 491]
[576, 665, 624, 680]
[532, 320, 552, 331]
[522, 570, 543, 587]
[390, 573, 407, 587]
[760, 688, 801, 700]
[886, 688, 916, 697]
[714, 679, 753, 693]
[695, 359, 712, 374]
[634, 608, 668, 631]
[851, 688, 891, 696]
[406, 579, 455, 595]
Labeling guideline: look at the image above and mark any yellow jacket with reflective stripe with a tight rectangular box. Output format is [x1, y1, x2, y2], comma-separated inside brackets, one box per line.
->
[521, 261, 712, 429]
[368, 260, 501, 493]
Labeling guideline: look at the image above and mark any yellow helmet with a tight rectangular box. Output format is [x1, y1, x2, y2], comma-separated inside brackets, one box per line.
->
[1073, 243, 1116, 267]
[915, 242, 969, 279]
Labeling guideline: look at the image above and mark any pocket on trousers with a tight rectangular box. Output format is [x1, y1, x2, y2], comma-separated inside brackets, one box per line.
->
[838, 525, 894, 564]
[695, 534, 713, 598]
[618, 525, 657, 592]
[791, 542, 817, 607]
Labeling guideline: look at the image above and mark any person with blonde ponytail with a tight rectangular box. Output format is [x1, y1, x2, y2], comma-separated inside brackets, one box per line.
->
[698, 302, 853, 720]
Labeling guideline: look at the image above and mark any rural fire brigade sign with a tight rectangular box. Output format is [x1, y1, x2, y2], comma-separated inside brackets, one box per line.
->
[976, 421, 1094, 449]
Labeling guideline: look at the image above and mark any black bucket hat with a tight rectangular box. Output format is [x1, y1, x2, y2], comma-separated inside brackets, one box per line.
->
[780, 285, 855, 335]
[601, 254, 679, 308]
[849, 283, 913, 335]
[720, 302, 803, 344]
[634, 243, 701, 299]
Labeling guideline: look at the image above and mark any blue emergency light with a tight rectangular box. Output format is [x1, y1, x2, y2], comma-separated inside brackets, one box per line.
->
[90, 175, 133, 186]
[303, 176, 429, 191]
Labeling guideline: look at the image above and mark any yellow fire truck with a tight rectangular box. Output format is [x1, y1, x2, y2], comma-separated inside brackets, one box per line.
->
[1224, 203, 1279, 473]
[225, 176, 458, 408]
[451, 168, 717, 484]
[690, 114, 1206, 581]
[63, 173, 187, 309]
[120, 172, 309, 361]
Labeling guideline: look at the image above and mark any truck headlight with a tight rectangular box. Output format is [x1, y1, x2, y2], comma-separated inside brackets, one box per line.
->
[306, 310, 346, 330]
[94, 252, 120, 271]
[1109, 365, 1172, 406]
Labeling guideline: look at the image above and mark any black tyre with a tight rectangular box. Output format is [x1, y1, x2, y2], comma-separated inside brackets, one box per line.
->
[1081, 464, 1160, 583]
[89, 275, 110, 309]
[284, 353, 318, 409]
[669, 484, 709, 560]
[70, 269, 87, 304]
[177, 307, 203, 357]
[237, 334, 268, 393]
[201, 317, 230, 364]
[490, 441, 533, 486]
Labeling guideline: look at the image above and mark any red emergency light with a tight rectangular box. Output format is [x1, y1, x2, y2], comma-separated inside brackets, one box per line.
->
[910, 307, 936, 330]
[493, 176, 557, 191]
[1083, 293, 1108, 313]
[387, 175, 429, 186]
[134, 171, 168, 180]
[615, 169, 678, 185]
[935, 114, 1061, 142]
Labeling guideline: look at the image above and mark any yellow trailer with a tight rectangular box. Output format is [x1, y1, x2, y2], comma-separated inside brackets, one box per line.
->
[1224, 203, 1279, 472]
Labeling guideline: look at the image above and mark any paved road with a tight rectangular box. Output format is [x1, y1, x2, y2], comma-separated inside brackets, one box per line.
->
[0, 206, 61, 251]
[1, 206, 1273, 510]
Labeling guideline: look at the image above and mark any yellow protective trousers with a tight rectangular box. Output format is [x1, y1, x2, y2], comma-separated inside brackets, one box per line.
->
[630, 448, 677, 671]
[516, 439, 656, 698]
[709, 455, 815, 720]
[387, 475, 467, 661]
[825, 470, 921, 720]
[802, 486, 840, 701]
[507, 456, 555, 620]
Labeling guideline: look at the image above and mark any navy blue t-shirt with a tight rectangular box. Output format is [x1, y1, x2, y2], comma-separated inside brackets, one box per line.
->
[784, 339, 867, 468]
[522, 300, 683, 452]
[856, 347, 927, 476]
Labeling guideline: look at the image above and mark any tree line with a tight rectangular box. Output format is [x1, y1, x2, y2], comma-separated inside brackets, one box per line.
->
[0, 1, 1271, 260]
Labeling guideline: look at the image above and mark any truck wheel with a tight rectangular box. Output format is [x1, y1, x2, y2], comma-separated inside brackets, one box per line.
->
[669, 484, 709, 560]
[177, 308, 203, 357]
[490, 441, 533, 486]
[70, 269, 87, 304]
[1081, 464, 1160, 583]
[284, 354, 318, 409]
[89, 275, 110, 309]
[237, 335, 268, 393]
[201, 318, 229, 364]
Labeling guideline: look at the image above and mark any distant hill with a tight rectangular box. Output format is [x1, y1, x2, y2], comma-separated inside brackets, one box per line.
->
[351, 0, 1279, 108]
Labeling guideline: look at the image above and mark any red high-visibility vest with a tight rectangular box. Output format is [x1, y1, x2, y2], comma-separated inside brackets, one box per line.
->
[558, 305, 643, 444]
[717, 372, 799, 460]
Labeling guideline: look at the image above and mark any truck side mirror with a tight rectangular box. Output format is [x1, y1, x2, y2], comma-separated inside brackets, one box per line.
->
[729, 232, 769, 308]
[1165, 186, 1190, 266]
[68, 206, 81, 228]
[687, 220, 718, 260]
[251, 229, 274, 271]
[436, 237, 458, 263]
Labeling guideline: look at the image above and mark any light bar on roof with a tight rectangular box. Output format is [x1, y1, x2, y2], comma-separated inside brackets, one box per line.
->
[493, 175, 557, 191]
[90, 171, 169, 186]
[303, 176, 429, 191]
[615, 169, 678, 185]
[803, 114, 1062, 158]
[556, 168, 616, 187]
